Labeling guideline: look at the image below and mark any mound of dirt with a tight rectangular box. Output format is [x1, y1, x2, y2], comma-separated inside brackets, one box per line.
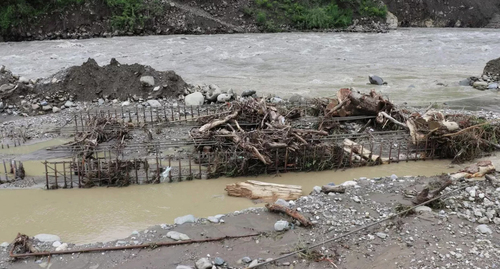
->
[483, 57, 500, 80]
[35, 58, 189, 102]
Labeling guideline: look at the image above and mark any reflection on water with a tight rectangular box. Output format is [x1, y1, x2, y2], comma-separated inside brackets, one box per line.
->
[0, 159, 456, 244]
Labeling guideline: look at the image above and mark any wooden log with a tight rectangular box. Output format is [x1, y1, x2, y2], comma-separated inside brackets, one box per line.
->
[343, 138, 383, 163]
[225, 180, 302, 201]
[265, 203, 313, 227]
[321, 185, 346, 194]
[198, 111, 239, 132]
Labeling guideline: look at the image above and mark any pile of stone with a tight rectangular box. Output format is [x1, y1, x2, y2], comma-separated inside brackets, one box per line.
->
[466, 57, 500, 91]
[183, 84, 241, 106]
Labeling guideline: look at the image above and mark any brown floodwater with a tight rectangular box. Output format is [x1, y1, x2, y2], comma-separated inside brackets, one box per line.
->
[0, 159, 457, 244]
[0, 138, 71, 156]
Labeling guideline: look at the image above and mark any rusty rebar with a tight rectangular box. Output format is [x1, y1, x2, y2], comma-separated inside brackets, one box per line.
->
[9, 232, 261, 258]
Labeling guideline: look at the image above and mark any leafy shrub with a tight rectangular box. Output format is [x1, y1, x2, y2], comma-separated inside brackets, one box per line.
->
[256, 11, 267, 25]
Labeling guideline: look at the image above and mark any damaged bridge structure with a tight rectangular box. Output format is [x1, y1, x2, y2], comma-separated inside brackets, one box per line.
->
[38, 88, 500, 189]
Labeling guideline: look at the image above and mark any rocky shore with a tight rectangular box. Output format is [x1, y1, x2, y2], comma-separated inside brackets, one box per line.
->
[466, 57, 500, 91]
[1, 172, 499, 268]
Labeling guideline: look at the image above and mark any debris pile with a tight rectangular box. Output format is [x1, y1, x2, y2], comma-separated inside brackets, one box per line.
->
[72, 115, 131, 159]
[407, 110, 500, 162]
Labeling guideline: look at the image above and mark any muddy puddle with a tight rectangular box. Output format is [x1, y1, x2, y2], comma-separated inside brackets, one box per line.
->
[0, 159, 458, 244]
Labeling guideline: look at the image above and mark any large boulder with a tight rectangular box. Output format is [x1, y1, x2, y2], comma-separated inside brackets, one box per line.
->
[174, 214, 197, 225]
[140, 76, 155, 87]
[483, 57, 500, 79]
[147, 99, 162, 107]
[34, 234, 61, 242]
[185, 92, 204, 106]
[205, 85, 222, 102]
[386, 11, 398, 29]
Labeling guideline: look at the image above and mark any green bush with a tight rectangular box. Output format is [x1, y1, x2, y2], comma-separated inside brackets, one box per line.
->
[256, 11, 267, 25]
[253, 0, 385, 31]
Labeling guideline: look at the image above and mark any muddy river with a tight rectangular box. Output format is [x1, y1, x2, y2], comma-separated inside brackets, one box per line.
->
[1, 29, 500, 110]
[0, 160, 458, 244]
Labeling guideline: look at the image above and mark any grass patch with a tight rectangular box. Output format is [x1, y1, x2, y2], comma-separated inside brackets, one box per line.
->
[252, 0, 387, 30]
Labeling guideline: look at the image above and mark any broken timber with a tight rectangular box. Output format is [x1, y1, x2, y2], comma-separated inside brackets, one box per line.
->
[225, 180, 302, 201]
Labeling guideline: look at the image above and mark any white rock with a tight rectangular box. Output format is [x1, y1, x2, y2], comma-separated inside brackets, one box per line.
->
[147, 99, 161, 107]
[217, 93, 232, 103]
[176, 266, 194, 269]
[42, 105, 53, 111]
[493, 217, 500, 225]
[207, 216, 220, 223]
[18, 76, 30, 84]
[469, 189, 476, 198]
[478, 217, 489, 224]
[443, 121, 460, 131]
[64, 101, 74, 108]
[352, 196, 361, 203]
[313, 186, 322, 193]
[121, 101, 131, 106]
[248, 259, 260, 267]
[415, 206, 432, 213]
[342, 181, 358, 187]
[55, 243, 68, 251]
[386, 11, 398, 30]
[476, 224, 492, 234]
[52, 241, 62, 248]
[34, 234, 61, 242]
[195, 257, 212, 269]
[390, 174, 398, 180]
[274, 220, 289, 231]
[0, 242, 9, 248]
[376, 232, 388, 239]
[52, 107, 61, 113]
[153, 86, 161, 92]
[473, 81, 488, 90]
[274, 198, 289, 207]
[174, 214, 197, 225]
[166, 231, 190, 241]
[185, 92, 204, 106]
[140, 76, 155, 87]
[160, 224, 168, 229]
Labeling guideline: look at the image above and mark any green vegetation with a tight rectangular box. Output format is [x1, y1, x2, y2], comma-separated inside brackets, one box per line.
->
[0, 0, 164, 34]
[251, 0, 387, 30]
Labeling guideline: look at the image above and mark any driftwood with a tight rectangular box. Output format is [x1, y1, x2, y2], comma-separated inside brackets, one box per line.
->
[199, 111, 239, 132]
[321, 185, 346, 193]
[412, 177, 452, 205]
[450, 161, 496, 180]
[11, 233, 37, 255]
[377, 112, 408, 129]
[265, 203, 313, 227]
[343, 138, 383, 163]
[225, 180, 302, 201]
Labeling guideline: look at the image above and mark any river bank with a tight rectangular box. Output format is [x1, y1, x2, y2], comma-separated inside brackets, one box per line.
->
[1, 0, 499, 42]
[1, 172, 499, 268]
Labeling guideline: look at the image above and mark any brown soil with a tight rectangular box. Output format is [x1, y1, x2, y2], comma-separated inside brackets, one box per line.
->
[385, 0, 500, 27]
[35, 58, 189, 102]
